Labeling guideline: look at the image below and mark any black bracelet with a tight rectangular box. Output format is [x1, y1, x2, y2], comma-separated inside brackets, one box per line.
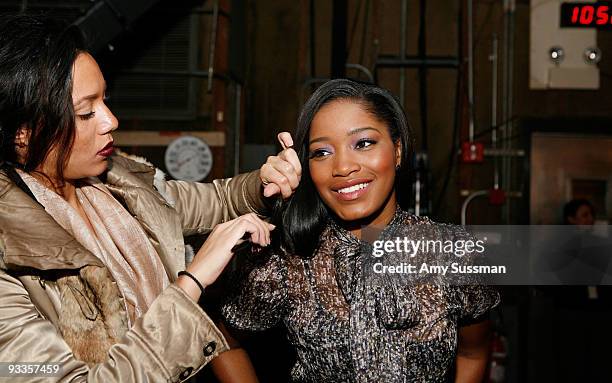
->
[177, 271, 206, 295]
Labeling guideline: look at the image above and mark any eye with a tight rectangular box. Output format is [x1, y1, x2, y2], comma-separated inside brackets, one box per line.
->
[309, 148, 331, 159]
[78, 111, 96, 120]
[355, 138, 376, 149]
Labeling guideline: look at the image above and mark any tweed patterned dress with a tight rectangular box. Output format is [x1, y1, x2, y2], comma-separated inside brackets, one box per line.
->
[222, 208, 500, 382]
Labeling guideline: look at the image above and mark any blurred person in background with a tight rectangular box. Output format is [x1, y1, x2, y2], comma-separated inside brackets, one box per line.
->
[564, 199, 595, 226]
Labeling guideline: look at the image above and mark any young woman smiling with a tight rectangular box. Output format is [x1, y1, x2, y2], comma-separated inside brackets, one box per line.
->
[222, 79, 499, 383]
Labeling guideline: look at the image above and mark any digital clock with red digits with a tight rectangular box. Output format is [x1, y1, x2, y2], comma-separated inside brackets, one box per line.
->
[561, 2, 612, 28]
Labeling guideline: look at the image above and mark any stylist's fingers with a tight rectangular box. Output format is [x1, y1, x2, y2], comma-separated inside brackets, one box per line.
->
[238, 213, 274, 246]
[268, 156, 299, 190]
[277, 132, 293, 150]
[277, 132, 301, 178]
[227, 217, 261, 246]
[276, 132, 302, 176]
[187, 215, 273, 289]
[279, 147, 302, 179]
[261, 162, 293, 199]
[259, 132, 301, 199]
[263, 183, 281, 198]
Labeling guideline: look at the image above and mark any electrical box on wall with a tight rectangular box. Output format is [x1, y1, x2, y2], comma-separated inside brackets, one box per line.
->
[530, 0, 600, 89]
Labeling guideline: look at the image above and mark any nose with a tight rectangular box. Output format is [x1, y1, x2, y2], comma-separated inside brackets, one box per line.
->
[99, 103, 119, 135]
[332, 147, 360, 177]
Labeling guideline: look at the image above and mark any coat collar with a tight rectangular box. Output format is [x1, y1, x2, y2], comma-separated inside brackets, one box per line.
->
[0, 171, 103, 270]
[0, 155, 183, 279]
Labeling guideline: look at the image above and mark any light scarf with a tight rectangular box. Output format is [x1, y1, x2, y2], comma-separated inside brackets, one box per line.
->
[17, 170, 170, 324]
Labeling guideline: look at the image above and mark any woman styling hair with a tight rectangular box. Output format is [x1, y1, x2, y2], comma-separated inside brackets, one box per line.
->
[222, 79, 499, 382]
[0, 14, 301, 382]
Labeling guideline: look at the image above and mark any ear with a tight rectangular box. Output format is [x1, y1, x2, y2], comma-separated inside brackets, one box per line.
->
[14, 126, 30, 147]
[394, 140, 402, 169]
[14, 126, 31, 163]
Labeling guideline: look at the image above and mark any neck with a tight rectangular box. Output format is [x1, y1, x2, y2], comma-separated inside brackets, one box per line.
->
[59, 180, 78, 205]
[30, 169, 78, 204]
[345, 193, 398, 239]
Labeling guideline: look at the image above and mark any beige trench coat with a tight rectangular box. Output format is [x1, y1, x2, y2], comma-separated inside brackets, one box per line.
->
[0, 154, 267, 382]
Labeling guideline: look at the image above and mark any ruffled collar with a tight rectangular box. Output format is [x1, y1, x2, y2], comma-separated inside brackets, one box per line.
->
[326, 206, 408, 303]
[326, 205, 408, 246]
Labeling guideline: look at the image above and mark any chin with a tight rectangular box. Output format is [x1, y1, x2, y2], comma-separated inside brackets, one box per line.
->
[333, 204, 378, 223]
[92, 162, 109, 176]
[83, 160, 109, 178]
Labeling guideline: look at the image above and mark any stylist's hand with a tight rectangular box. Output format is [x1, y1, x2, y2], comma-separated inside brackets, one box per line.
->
[260, 132, 302, 199]
[177, 213, 274, 301]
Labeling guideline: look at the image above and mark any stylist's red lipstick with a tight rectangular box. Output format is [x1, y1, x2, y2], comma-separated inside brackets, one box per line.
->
[97, 141, 114, 157]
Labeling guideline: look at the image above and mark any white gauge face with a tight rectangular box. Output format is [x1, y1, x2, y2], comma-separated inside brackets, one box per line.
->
[164, 136, 213, 181]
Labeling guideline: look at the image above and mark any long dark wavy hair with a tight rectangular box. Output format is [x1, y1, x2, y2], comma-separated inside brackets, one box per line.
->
[276, 79, 415, 258]
[0, 15, 86, 184]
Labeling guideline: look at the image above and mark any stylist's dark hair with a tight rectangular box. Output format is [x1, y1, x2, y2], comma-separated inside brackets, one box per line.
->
[0, 14, 86, 184]
[277, 78, 414, 258]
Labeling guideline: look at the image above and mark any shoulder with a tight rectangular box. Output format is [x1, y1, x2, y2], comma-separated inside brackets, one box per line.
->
[400, 214, 434, 226]
[107, 150, 158, 181]
[395, 210, 436, 228]
[0, 170, 10, 195]
[393, 212, 474, 242]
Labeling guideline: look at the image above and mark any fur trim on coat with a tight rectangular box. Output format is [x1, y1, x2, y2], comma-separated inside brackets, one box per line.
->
[57, 265, 128, 364]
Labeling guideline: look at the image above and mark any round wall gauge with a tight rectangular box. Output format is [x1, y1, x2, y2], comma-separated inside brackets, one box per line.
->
[164, 136, 213, 181]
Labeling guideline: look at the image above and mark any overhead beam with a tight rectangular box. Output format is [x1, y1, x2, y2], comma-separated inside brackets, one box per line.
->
[113, 131, 226, 147]
[73, 0, 164, 55]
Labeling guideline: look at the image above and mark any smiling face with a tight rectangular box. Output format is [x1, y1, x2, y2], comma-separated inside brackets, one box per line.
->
[308, 100, 401, 229]
[42, 52, 118, 180]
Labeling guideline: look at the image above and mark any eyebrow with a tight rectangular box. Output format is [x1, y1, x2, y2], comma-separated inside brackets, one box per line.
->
[73, 83, 107, 107]
[309, 126, 381, 145]
[73, 94, 97, 107]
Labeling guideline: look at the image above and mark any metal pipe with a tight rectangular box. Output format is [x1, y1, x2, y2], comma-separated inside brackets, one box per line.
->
[483, 148, 525, 157]
[376, 56, 459, 68]
[418, 0, 428, 151]
[461, 190, 488, 226]
[359, 0, 371, 66]
[331, 0, 348, 78]
[505, 0, 516, 223]
[300, 61, 375, 104]
[460, 189, 522, 198]
[346, 63, 374, 83]
[207, 0, 219, 93]
[300, 78, 328, 104]
[234, 83, 241, 175]
[467, 0, 474, 142]
[310, 0, 316, 76]
[116, 69, 224, 78]
[415, 172, 421, 217]
[174, 7, 228, 16]
[491, 34, 499, 189]
[501, 0, 510, 222]
[399, 0, 408, 105]
[457, 147, 525, 157]
[348, 0, 364, 57]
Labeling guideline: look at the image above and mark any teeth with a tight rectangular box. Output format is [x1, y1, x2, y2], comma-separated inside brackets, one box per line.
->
[338, 183, 369, 194]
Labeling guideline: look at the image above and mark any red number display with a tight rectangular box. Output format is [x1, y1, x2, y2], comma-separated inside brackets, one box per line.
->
[596, 5, 609, 25]
[562, 3, 612, 28]
[571, 6, 580, 24]
[579, 5, 595, 24]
